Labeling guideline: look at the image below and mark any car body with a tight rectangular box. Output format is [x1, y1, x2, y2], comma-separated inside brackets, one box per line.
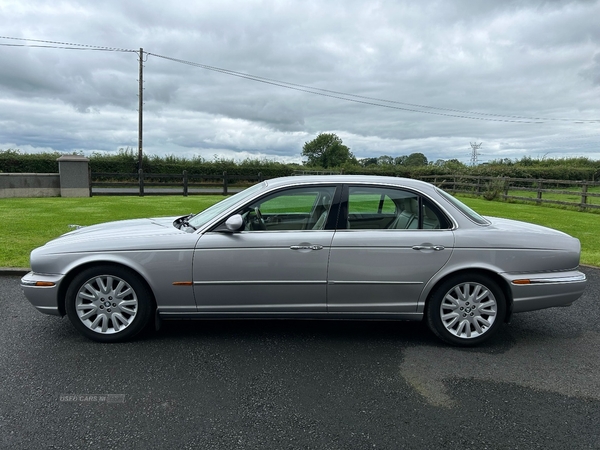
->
[21, 175, 587, 345]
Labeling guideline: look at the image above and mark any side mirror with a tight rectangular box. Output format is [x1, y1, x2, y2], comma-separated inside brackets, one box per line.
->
[223, 214, 244, 232]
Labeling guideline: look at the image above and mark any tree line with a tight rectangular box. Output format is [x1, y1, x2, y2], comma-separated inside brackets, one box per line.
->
[301, 133, 600, 180]
[2, 134, 600, 182]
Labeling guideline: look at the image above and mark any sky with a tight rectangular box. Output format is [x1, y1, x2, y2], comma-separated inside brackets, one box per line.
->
[0, 0, 599, 165]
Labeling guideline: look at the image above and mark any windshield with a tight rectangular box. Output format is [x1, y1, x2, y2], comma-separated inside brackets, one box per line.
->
[436, 187, 490, 225]
[188, 181, 267, 229]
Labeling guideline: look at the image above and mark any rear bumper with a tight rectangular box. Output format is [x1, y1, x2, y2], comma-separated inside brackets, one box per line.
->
[20, 272, 64, 316]
[502, 270, 587, 313]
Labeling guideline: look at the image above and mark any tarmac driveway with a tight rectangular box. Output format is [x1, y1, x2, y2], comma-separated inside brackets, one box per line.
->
[1, 267, 599, 449]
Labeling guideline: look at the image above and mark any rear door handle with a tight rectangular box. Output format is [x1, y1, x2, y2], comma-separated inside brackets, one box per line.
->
[412, 245, 445, 251]
[290, 244, 323, 251]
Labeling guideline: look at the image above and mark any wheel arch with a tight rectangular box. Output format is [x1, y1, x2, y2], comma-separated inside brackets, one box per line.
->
[421, 268, 513, 322]
[57, 260, 157, 317]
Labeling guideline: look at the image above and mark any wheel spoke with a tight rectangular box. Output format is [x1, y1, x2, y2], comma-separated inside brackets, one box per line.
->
[479, 300, 496, 312]
[90, 315, 104, 330]
[475, 287, 489, 302]
[79, 307, 97, 321]
[96, 277, 108, 294]
[112, 313, 129, 329]
[453, 286, 466, 300]
[442, 312, 459, 328]
[116, 287, 133, 299]
[120, 306, 136, 315]
[443, 295, 460, 308]
[456, 320, 469, 337]
[476, 317, 491, 329]
[473, 319, 484, 334]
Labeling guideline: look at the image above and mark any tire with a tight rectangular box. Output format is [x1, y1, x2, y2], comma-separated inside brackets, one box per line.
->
[426, 273, 506, 346]
[65, 265, 154, 343]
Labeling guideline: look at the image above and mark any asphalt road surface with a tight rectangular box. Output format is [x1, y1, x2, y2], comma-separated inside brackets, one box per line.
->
[1, 267, 599, 449]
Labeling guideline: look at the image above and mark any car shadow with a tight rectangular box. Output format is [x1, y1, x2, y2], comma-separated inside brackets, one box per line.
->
[147, 318, 516, 353]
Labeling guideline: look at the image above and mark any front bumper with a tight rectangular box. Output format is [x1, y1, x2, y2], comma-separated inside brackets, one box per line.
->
[20, 272, 65, 316]
[503, 269, 587, 313]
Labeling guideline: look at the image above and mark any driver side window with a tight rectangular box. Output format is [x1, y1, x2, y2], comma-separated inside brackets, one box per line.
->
[242, 186, 337, 231]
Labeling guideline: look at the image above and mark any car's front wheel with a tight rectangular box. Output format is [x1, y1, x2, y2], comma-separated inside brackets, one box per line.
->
[65, 265, 153, 343]
[426, 273, 506, 346]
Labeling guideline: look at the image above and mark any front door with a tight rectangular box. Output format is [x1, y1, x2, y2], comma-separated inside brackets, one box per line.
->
[192, 185, 338, 313]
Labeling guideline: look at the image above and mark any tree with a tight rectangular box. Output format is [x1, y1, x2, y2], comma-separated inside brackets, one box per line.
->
[377, 155, 394, 166]
[394, 155, 408, 166]
[359, 157, 378, 167]
[302, 133, 355, 168]
[403, 152, 428, 167]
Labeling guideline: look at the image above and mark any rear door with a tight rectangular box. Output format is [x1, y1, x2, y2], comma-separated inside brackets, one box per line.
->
[327, 185, 454, 313]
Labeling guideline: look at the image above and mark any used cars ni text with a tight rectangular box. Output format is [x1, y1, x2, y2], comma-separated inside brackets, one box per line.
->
[21, 175, 587, 346]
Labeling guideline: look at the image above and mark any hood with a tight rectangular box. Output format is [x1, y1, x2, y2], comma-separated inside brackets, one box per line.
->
[39, 217, 188, 251]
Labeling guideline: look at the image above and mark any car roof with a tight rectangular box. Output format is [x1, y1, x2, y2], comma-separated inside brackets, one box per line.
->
[264, 175, 436, 191]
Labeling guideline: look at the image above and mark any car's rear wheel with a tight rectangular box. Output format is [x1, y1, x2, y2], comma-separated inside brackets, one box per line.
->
[426, 273, 506, 346]
[65, 265, 153, 343]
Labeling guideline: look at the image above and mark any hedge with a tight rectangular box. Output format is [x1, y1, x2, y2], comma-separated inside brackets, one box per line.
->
[1, 148, 599, 181]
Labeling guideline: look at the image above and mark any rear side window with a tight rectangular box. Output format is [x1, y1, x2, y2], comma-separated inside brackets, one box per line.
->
[347, 186, 451, 230]
[436, 188, 489, 225]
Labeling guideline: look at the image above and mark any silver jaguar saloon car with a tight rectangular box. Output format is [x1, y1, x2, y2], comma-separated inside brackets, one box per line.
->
[21, 175, 587, 346]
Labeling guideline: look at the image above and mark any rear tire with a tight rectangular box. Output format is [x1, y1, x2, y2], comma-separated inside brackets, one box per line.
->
[65, 265, 154, 343]
[426, 273, 506, 346]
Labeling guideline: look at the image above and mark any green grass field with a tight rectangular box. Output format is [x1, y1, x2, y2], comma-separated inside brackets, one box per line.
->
[0, 194, 598, 268]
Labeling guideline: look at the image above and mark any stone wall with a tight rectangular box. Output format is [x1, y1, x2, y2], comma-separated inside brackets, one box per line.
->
[0, 173, 61, 198]
[0, 155, 89, 198]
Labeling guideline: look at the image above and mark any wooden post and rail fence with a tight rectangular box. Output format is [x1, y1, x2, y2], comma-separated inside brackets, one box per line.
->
[88, 171, 600, 211]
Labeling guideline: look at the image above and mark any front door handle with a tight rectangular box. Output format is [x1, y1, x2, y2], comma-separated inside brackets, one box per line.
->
[290, 244, 323, 251]
[412, 245, 445, 251]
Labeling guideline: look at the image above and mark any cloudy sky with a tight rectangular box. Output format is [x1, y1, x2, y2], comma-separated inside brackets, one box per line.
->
[1, 0, 599, 164]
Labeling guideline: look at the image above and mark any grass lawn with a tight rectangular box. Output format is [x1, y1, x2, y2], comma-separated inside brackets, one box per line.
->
[0, 196, 225, 268]
[0, 194, 598, 268]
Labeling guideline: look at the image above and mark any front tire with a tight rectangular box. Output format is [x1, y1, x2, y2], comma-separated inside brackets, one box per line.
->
[426, 273, 506, 346]
[65, 265, 154, 343]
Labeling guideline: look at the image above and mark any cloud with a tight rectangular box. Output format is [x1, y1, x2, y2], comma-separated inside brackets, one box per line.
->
[0, 0, 599, 163]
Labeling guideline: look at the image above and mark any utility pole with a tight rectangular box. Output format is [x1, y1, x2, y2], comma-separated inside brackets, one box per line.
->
[138, 48, 144, 171]
[470, 142, 482, 166]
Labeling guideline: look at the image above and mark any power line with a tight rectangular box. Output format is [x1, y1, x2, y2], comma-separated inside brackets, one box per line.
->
[1, 36, 598, 124]
[0, 36, 136, 53]
[146, 53, 544, 124]
[146, 52, 599, 124]
[148, 54, 598, 123]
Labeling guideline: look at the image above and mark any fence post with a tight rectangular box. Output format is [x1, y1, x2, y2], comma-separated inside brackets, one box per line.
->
[88, 166, 93, 197]
[581, 183, 588, 209]
[476, 177, 481, 196]
[183, 170, 188, 197]
[258, 172, 263, 182]
[503, 177, 509, 199]
[138, 168, 144, 197]
[223, 171, 228, 195]
[536, 180, 543, 204]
